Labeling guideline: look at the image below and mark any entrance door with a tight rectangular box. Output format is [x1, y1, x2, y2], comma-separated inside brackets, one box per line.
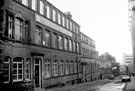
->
[83, 65, 86, 82]
[34, 57, 42, 88]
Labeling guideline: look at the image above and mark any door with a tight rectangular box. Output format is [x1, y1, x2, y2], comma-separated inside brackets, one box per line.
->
[34, 57, 42, 88]
[83, 65, 86, 82]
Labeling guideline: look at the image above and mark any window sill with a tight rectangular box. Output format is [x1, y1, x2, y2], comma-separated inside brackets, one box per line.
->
[24, 79, 32, 82]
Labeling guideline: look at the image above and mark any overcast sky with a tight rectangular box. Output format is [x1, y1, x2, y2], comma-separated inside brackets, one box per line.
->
[48, 0, 132, 64]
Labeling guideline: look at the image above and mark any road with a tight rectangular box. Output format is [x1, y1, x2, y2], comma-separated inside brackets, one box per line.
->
[93, 81, 125, 91]
[69, 77, 125, 91]
[45, 76, 127, 91]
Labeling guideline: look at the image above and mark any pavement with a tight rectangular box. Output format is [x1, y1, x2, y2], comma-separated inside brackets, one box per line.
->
[125, 76, 135, 91]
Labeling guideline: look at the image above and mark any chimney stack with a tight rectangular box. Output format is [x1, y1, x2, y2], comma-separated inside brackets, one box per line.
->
[65, 12, 72, 19]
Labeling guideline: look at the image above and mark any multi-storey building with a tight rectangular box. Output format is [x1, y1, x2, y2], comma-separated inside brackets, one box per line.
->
[123, 53, 133, 74]
[123, 53, 133, 65]
[128, 0, 135, 72]
[0, 0, 81, 90]
[0, 0, 101, 90]
[80, 32, 100, 82]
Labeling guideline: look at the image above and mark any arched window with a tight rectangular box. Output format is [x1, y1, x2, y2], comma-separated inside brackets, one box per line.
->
[43, 29, 50, 47]
[58, 35, 63, 50]
[15, 18, 23, 41]
[13, 57, 23, 82]
[35, 26, 41, 45]
[32, 0, 37, 11]
[4, 57, 11, 83]
[52, 9, 56, 22]
[69, 39, 72, 51]
[40, 1, 44, 15]
[52, 33, 58, 48]
[47, 5, 50, 19]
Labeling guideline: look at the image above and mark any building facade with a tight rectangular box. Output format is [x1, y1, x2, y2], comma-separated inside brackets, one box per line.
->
[129, 0, 135, 72]
[0, 0, 101, 91]
[80, 32, 100, 82]
[0, 0, 82, 90]
[123, 53, 133, 74]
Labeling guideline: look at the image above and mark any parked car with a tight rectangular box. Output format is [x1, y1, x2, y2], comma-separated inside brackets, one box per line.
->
[121, 75, 131, 82]
[108, 74, 115, 80]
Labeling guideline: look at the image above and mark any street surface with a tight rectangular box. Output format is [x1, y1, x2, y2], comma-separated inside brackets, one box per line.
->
[71, 76, 125, 91]
[45, 76, 135, 91]
[45, 76, 127, 91]
[93, 81, 125, 91]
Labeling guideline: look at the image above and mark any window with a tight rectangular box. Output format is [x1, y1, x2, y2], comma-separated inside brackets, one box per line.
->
[47, 5, 50, 19]
[13, 58, 23, 82]
[70, 21, 72, 31]
[32, 0, 37, 11]
[52, 33, 57, 48]
[73, 41, 76, 52]
[26, 58, 31, 80]
[70, 61, 74, 74]
[22, 0, 28, 6]
[4, 57, 10, 83]
[65, 61, 69, 74]
[15, 18, 23, 41]
[43, 30, 50, 46]
[40, 1, 44, 15]
[52, 60, 58, 76]
[35, 26, 41, 45]
[8, 16, 13, 38]
[59, 60, 64, 75]
[52, 10, 56, 22]
[25, 22, 29, 41]
[76, 25, 79, 34]
[64, 38, 68, 51]
[81, 48, 83, 56]
[74, 61, 77, 73]
[78, 62, 81, 73]
[62, 16, 65, 27]
[77, 43, 79, 53]
[69, 40, 72, 51]
[73, 23, 76, 32]
[66, 18, 69, 29]
[58, 13, 61, 25]
[45, 59, 51, 78]
[58, 35, 63, 50]
[86, 64, 89, 74]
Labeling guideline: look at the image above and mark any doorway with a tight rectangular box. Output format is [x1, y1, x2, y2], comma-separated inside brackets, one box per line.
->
[34, 57, 42, 88]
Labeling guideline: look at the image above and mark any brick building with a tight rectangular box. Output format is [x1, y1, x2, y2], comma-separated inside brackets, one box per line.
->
[128, 0, 135, 72]
[0, 0, 81, 90]
[80, 32, 100, 82]
[0, 0, 100, 91]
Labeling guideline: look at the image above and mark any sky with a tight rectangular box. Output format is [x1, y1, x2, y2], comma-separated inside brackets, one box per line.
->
[48, 0, 132, 64]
